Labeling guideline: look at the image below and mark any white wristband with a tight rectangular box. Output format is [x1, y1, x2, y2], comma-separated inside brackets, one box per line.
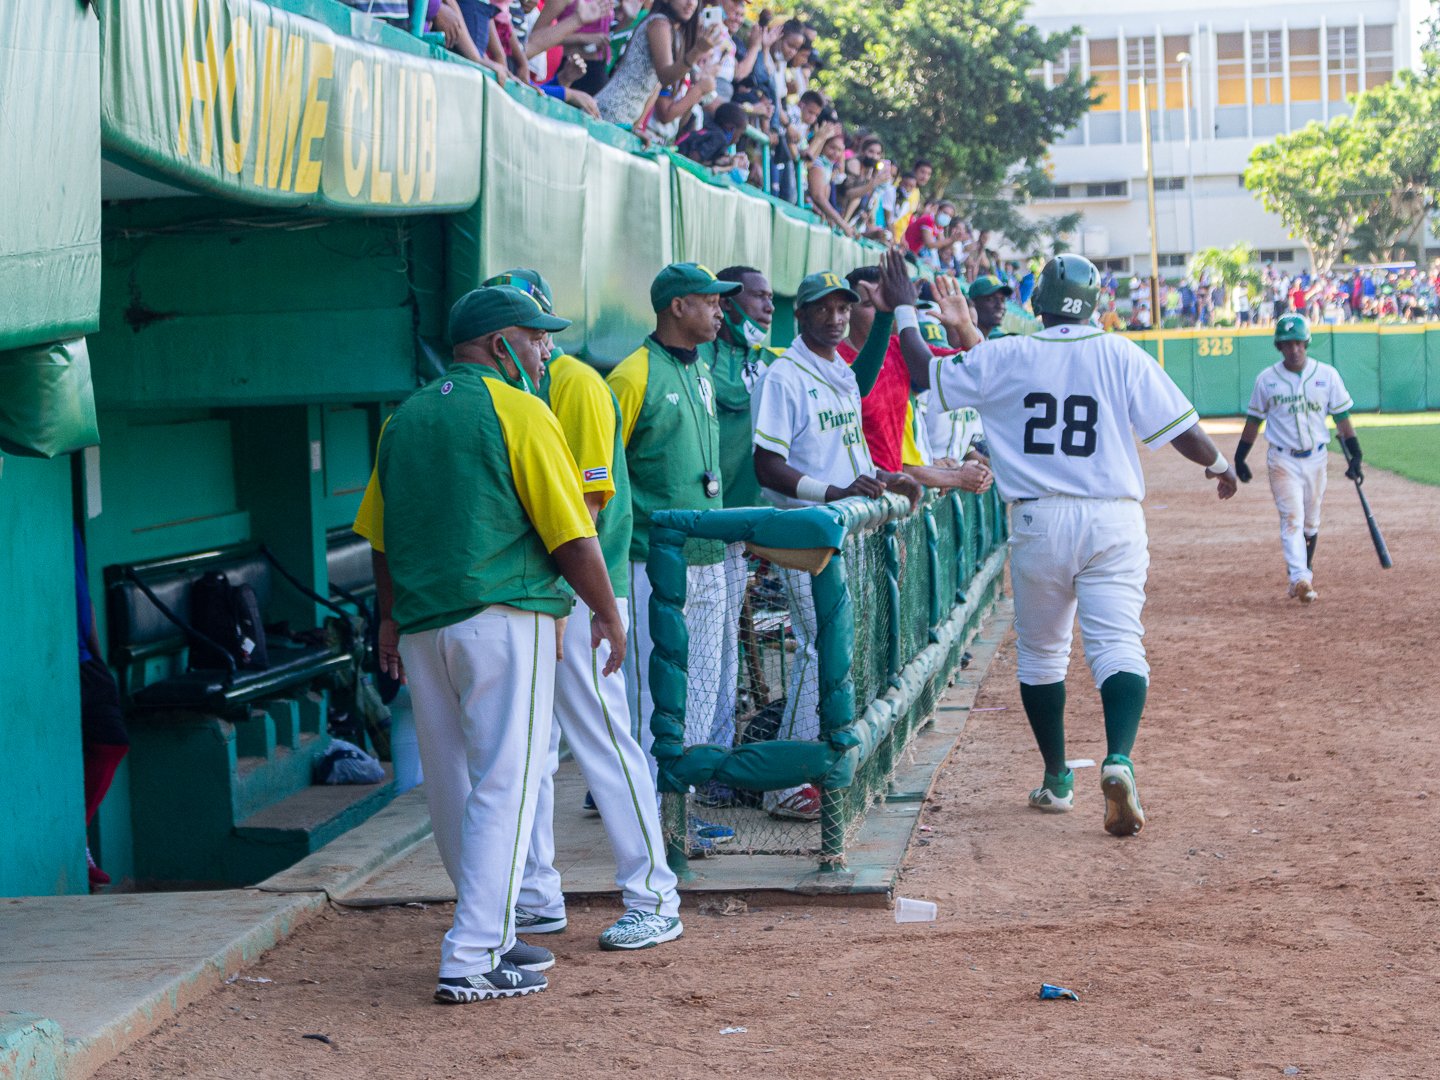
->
[1206, 451, 1228, 474]
[893, 305, 920, 333]
[795, 475, 831, 503]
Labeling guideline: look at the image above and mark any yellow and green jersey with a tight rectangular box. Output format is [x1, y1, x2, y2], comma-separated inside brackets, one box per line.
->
[607, 338, 723, 564]
[543, 354, 633, 598]
[707, 336, 782, 510]
[362, 365, 594, 633]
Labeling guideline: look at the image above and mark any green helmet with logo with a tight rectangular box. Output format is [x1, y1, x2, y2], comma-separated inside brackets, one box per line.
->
[1032, 254, 1101, 321]
[1274, 313, 1311, 343]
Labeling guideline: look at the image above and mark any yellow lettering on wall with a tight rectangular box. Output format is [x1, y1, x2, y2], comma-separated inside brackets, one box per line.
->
[219, 16, 254, 175]
[293, 42, 333, 194]
[177, 0, 219, 165]
[252, 27, 279, 186]
[342, 60, 370, 198]
[394, 69, 418, 204]
[369, 73, 393, 204]
[418, 74, 438, 203]
[254, 32, 305, 190]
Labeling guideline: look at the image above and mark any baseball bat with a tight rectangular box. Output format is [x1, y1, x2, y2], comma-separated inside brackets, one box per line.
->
[1353, 478, 1394, 569]
[1337, 435, 1392, 569]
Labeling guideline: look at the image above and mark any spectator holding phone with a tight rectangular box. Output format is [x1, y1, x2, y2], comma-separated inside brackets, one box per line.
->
[840, 134, 889, 235]
[595, 0, 725, 128]
[802, 126, 852, 236]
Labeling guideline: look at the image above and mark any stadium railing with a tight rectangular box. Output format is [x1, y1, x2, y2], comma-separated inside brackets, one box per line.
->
[646, 487, 1008, 875]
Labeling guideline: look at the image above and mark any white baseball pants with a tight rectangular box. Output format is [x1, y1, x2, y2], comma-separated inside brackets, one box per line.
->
[625, 559, 730, 777]
[763, 566, 820, 812]
[1008, 496, 1151, 689]
[520, 603, 679, 920]
[399, 606, 555, 978]
[1267, 447, 1327, 585]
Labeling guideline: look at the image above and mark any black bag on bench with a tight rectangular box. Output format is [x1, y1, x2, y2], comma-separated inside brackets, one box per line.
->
[189, 571, 270, 672]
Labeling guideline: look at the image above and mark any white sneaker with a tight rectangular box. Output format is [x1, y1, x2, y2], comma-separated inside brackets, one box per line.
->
[598, 910, 683, 951]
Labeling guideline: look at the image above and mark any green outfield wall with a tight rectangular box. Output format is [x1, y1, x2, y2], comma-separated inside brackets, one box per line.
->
[1127, 324, 1440, 416]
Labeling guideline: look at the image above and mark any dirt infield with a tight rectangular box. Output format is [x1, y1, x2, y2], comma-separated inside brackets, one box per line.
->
[97, 427, 1440, 1080]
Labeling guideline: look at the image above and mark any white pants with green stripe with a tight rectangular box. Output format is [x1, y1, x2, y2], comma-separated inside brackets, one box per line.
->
[400, 606, 555, 977]
[520, 603, 679, 919]
[763, 566, 820, 812]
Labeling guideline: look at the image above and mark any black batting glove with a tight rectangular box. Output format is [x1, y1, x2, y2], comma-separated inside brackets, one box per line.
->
[1342, 435, 1363, 481]
[1234, 438, 1253, 484]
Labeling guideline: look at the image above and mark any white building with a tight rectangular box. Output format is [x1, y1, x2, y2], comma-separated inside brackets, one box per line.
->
[1020, 0, 1427, 276]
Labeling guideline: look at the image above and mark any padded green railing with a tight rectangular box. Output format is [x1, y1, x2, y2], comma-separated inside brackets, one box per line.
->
[647, 487, 1008, 874]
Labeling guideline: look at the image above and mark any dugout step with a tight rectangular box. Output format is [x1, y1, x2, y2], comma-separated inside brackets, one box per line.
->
[233, 766, 395, 883]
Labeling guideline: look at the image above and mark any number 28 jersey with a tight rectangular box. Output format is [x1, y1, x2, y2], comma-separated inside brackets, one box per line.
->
[928, 323, 1198, 503]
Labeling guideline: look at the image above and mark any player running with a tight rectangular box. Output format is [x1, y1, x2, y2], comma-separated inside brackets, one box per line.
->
[900, 252, 1237, 836]
[1232, 314, 1362, 604]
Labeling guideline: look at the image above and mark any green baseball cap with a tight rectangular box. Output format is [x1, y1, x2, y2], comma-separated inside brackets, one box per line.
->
[650, 262, 741, 313]
[795, 270, 861, 309]
[483, 268, 555, 312]
[448, 285, 571, 346]
[1274, 313, 1311, 343]
[968, 275, 1013, 299]
[920, 318, 948, 345]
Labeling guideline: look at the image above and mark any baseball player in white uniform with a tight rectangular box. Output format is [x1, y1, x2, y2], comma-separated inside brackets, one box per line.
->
[1232, 313, 1362, 604]
[750, 268, 922, 820]
[903, 253, 1238, 836]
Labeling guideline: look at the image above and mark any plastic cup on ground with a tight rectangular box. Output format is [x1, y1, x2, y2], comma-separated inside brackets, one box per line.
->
[894, 897, 937, 923]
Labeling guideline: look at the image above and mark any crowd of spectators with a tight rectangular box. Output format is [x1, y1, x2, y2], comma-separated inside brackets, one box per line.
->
[347, 0, 1021, 273]
[1099, 262, 1440, 332]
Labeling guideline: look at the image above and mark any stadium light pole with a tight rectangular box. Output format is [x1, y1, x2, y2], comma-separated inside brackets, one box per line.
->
[1138, 74, 1162, 327]
[1178, 52, 1198, 257]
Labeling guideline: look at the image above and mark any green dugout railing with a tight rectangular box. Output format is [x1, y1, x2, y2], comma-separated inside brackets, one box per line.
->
[647, 487, 1007, 875]
[1126, 324, 1440, 415]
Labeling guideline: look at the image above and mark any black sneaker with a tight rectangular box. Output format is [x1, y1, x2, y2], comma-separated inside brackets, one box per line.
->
[502, 938, 555, 971]
[434, 962, 547, 1003]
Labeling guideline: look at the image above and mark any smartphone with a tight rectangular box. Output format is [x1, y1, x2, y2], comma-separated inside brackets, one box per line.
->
[700, 4, 725, 27]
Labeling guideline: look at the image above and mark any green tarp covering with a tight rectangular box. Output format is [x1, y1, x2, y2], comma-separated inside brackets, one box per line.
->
[0, 1, 101, 351]
[0, 339, 100, 459]
[584, 144, 670, 366]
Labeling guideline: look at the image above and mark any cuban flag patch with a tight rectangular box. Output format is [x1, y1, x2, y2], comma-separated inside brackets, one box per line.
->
[583, 466, 609, 483]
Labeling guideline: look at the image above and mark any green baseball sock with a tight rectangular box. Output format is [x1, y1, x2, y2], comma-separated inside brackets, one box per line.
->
[1019, 680, 1067, 777]
[1100, 672, 1148, 760]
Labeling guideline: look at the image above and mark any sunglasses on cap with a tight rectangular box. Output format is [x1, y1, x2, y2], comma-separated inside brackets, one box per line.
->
[481, 274, 554, 314]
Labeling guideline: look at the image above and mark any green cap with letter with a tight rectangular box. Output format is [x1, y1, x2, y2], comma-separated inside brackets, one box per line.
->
[651, 262, 742, 312]
[1031, 254, 1101, 321]
[448, 285, 571, 346]
[795, 270, 861, 308]
[1273, 313, 1311, 343]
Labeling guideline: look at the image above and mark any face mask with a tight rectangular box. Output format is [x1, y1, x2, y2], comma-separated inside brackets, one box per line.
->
[724, 308, 768, 347]
[498, 338, 540, 396]
[936, 213, 952, 228]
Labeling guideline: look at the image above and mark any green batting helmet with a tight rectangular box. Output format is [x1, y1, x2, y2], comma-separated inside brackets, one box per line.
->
[1274, 313, 1311, 343]
[1032, 254, 1101, 321]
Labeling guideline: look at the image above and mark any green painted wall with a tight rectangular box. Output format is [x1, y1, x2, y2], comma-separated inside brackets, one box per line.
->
[1130, 326, 1436, 416]
[0, 455, 86, 896]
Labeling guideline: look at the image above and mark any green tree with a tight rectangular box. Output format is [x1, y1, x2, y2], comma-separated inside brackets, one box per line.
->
[1190, 243, 1261, 299]
[1244, 117, 1376, 275]
[806, 0, 1092, 193]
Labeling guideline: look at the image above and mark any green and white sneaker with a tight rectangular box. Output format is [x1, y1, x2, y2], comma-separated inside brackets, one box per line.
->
[1028, 769, 1075, 813]
[1101, 754, 1145, 837]
[514, 906, 567, 934]
[598, 910, 684, 951]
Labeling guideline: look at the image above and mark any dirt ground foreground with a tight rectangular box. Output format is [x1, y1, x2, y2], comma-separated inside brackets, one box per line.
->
[97, 430, 1440, 1080]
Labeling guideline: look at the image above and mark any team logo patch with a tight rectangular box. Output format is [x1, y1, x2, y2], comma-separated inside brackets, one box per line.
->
[441, 380, 454, 395]
[583, 467, 609, 483]
[808, 388, 819, 399]
[666, 392, 680, 405]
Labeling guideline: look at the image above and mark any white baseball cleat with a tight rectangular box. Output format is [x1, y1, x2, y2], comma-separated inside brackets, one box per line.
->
[1289, 579, 1318, 604]
[1100, 755, 1145, 837]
